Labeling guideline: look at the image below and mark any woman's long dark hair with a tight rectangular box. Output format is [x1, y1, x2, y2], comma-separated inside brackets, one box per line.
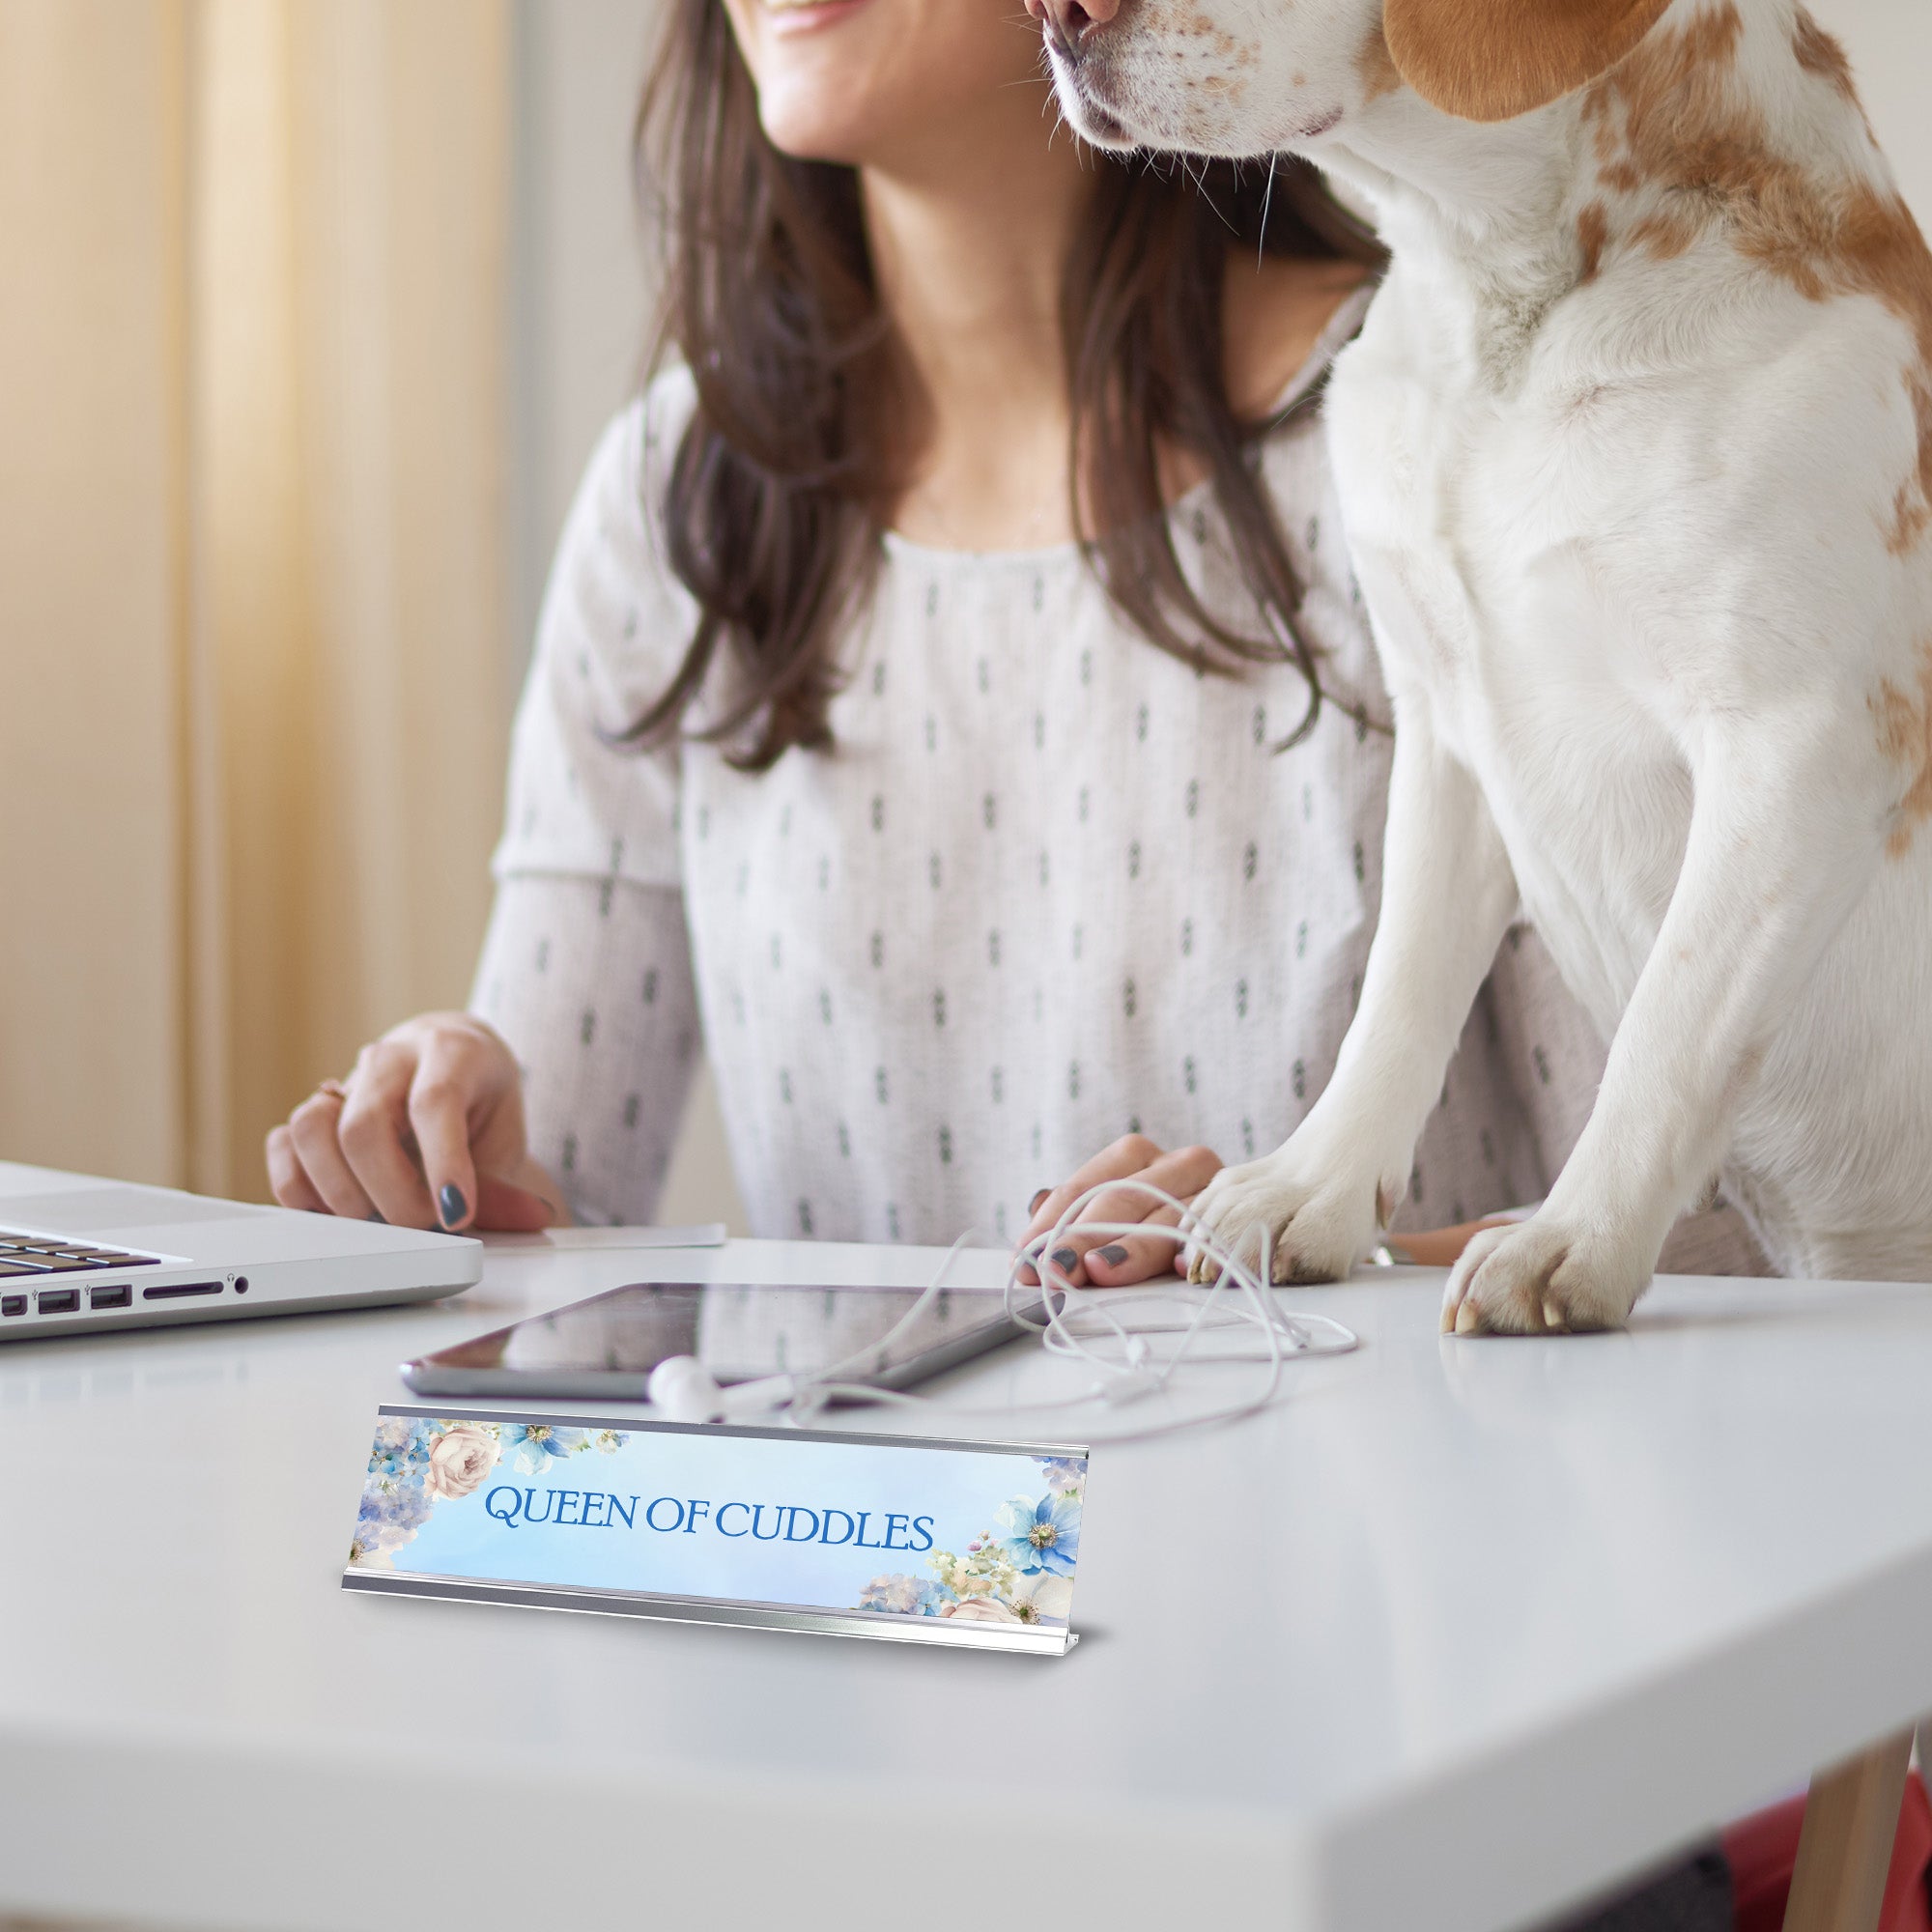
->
[626, 0, 1384, 771]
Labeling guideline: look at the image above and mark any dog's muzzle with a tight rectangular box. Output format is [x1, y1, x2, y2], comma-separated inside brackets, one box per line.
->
[1025, 0, 1121, 63]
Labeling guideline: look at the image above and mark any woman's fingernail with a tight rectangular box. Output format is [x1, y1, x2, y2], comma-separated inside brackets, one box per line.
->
[438, 1183, 467, 1229]
[1050, 1246, 1078, 1272]
[1096, 1244, 1128, 1265]
[1030, 1188, 1049, 1215]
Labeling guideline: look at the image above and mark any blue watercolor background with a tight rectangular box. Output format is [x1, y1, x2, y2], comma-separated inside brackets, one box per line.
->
[365, 1421, 1078, 1616]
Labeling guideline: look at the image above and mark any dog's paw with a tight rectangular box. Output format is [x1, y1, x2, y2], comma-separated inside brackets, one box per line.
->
[1438, 1217, 1652, 1336]
[1184, 1153, 1384, 1285]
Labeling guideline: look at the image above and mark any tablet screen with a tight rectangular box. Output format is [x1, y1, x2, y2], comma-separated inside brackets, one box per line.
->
[403, 1281, 1033, 1401]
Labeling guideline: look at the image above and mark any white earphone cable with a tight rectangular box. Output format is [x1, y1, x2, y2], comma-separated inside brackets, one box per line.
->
[647, 1179, 1358, 1440]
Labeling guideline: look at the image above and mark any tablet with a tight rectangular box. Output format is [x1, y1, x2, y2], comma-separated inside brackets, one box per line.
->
[399, 1280, 1038, 1402]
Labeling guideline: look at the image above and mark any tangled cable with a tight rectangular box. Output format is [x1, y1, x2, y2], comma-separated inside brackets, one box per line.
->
[645, 1178, 1358, 1442]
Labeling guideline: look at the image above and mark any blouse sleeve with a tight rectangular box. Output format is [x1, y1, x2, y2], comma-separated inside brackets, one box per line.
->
[491, 376, 700, 894]
[469, 873, 701, 1227]
[471, 372, 711, 1225]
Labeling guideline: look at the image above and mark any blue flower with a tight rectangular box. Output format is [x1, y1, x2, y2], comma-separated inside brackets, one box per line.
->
[1035, 1456, 1086, 1496]
[353, 1470, 437, 1558]
[368, 1475, 432, 1525]
[505, 1424, 585, 1475]
[367, 1416, 430, 1479]
[993, 1492, 1081, 1577]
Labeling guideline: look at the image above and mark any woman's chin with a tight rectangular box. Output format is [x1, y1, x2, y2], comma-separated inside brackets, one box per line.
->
[753, 92, 921, 171]
[754, 109, 872, 167]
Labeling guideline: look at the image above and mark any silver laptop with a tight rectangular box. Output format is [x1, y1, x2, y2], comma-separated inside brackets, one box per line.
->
[0, 1160, 481, 1340]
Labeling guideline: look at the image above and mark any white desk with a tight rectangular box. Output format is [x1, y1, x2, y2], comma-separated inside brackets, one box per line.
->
[4, 1238, 1931, 1932]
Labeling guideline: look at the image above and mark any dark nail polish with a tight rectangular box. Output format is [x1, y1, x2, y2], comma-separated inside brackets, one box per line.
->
[1029, 1188, 1049, 1214]
[1096, 1244, 1128, 1266]
[438, 1183, 467, 1229]
[1050, 1246, 1078, 1273]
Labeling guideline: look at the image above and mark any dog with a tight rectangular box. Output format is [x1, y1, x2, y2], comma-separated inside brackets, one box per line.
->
[1031, 0, 1932, 1331]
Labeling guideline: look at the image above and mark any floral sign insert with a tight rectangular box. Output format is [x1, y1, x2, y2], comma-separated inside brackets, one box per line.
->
[345, 1406, 1087, 1654]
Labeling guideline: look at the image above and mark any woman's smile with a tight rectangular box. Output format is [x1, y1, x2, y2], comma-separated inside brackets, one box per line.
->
[758, 0, 875, 38]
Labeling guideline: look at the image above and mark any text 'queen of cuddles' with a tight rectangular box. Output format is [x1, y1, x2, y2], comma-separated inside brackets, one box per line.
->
[483, 1487, 937, 1549]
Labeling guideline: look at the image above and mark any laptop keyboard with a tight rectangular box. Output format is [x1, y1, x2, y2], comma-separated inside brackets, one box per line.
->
[0, 1231, 163, 1278]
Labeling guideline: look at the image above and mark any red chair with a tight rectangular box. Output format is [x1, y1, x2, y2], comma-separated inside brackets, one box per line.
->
[1726, 1772, 1932, 1932]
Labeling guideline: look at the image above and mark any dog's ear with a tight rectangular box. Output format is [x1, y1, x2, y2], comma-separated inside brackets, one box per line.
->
[1379, 0, 1674, 122]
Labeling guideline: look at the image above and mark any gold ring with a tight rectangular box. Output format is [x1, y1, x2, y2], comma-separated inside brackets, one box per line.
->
[315, 1078, 351, 1103]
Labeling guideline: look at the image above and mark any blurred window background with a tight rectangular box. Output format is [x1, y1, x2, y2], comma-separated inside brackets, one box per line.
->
[2, 0, 1926, 1243]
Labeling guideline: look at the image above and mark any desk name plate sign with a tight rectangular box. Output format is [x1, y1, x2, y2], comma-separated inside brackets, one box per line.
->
[343, 1405, 1086, 1654]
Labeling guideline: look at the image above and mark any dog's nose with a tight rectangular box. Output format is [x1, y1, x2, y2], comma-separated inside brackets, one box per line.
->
[1026, 0, 1120, 58]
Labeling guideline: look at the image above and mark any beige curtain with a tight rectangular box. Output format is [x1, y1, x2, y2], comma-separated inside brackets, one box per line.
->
[0, 0, 512, 1201]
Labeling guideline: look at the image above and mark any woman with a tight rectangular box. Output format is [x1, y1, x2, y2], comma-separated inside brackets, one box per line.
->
[266, 0, 1756, 1286]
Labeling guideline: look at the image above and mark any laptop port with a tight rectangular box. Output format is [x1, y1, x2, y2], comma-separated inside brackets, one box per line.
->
[1, 1294, 24, 1318]
[37, 1289, 80, 1315]
[141, 1280, 223, 1301]
[90, 1284, 131, 1310]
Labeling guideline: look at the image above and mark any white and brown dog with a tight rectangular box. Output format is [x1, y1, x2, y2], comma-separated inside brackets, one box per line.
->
[1033, 0, 1932, 1331]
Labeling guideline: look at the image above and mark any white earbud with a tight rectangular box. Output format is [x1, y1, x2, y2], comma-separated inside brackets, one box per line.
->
[646, 1355, 797, 1425]
[646, 1355, 726, 1422]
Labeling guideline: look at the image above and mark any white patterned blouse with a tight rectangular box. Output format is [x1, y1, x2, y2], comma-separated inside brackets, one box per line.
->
[472, 298, 1760, 1271]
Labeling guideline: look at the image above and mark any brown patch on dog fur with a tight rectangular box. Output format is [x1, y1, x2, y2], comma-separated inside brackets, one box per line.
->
[1382, 0, 1673, 123]
[1356, 25, 1402, 105]
[1581, 2, 1746, 196]
[1871, 651, 1932, 856]
[1581, 3, 1932, 554]
[1791, 8, 1857, 101]
[1886, 374, 1932, 554]
[1577, 201, 1609, 282]
[1627, 206, 1702, 260]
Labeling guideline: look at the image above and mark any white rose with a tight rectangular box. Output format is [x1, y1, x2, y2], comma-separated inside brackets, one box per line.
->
[425, 1425, 498, 1499]
[939, 1597, 1022, 1623]
[1014, 1574, 1074, 1623]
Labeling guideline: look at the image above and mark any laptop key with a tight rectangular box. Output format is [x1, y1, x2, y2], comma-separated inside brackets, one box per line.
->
[0, 1231, 164, 1267]
[0, 1261, 49, 1276]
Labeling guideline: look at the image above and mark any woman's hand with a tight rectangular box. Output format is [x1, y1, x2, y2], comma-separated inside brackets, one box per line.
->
[1018, 1135, 1223, 1287]
[266, 1012, 561, 1234]
[1019, 1132, 1520, 1287]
